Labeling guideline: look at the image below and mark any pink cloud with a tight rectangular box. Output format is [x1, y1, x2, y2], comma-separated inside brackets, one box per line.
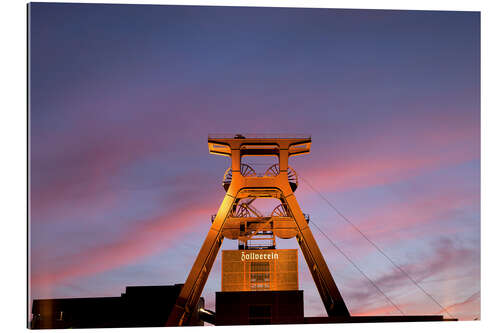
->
[300, 146, 475, 196]
[31, 203, 214, 288]
[439, 291, 480, 320]
[30, 130, 159, 222]
[341, 237, 479, 319]
[337, 187, 477, 244]
[353, 304, 405, 316]
[296, 108, 478, 194]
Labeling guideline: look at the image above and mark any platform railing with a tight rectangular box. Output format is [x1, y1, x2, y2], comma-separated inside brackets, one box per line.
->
[210, 213, 310, 223]
[208, 133, 311, 139]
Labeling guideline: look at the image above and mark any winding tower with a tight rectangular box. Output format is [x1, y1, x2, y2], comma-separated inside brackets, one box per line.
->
[167, 134, 350, 326]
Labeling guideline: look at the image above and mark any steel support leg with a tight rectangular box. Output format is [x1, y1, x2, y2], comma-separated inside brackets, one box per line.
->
[166, 192, 237, 326]
[284, 194, 350, 317]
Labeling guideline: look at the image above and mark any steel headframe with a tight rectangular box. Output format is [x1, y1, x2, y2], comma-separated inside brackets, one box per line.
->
[166, 135, 350, 326]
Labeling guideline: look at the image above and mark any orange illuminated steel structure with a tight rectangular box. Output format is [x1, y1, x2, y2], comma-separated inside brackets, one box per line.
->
[166, 135, 350, 326]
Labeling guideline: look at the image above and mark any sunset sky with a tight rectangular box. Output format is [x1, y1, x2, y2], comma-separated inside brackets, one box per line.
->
[29, 3, 480, 321]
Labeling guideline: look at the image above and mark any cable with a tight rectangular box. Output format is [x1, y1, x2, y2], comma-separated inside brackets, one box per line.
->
[299, 174, 454, 318]
[309, 219, 405, 315]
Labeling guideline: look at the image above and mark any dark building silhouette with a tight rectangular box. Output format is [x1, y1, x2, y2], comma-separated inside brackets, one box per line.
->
[216, 290, 304, 325]
[214, 290, 448, 325]
[31, 284, 449, 328]
[31, 284, 204, 329]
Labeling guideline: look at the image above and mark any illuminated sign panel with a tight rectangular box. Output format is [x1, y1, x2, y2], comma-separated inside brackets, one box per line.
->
[221, 249, 298, 292]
